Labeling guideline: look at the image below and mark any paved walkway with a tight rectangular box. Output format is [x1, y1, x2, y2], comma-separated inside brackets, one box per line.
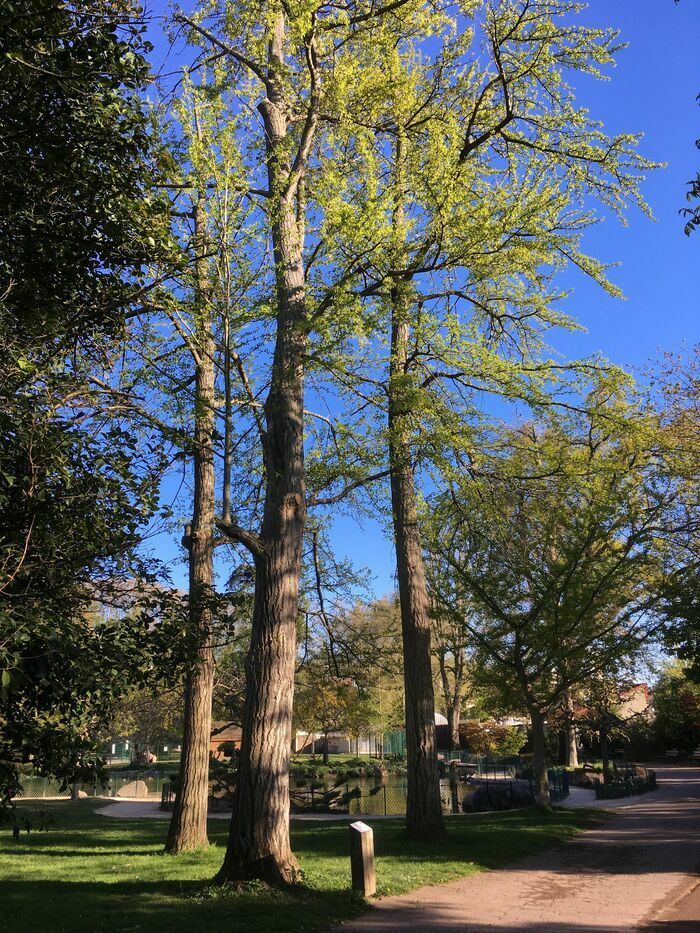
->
[94, 798, 401, 822]
[333, 766, 700, 933]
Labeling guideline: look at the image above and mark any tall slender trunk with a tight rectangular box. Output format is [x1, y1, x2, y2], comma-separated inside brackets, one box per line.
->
[450, 691, 462, 751]
[166, 194, 216, 853]
[529, 707, 550, 805]
[438, 648, 464, 751]
[451, 648, 464, 750]
[388, 127, 443, 840]
[557, 728, 567, 766]
[388, 293, 443, 837]
[217, 14, 308, 886]
[564, 690, 578, 767]
[438, 649, 454, 750]
[600, 724, 610, 783]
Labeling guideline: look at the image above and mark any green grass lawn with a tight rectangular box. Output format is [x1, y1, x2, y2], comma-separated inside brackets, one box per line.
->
[0, 800, 605, 933]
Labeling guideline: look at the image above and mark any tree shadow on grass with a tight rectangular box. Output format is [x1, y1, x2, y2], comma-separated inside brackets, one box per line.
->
[9, 847, 163, 858]
[0, 877, 365, 933]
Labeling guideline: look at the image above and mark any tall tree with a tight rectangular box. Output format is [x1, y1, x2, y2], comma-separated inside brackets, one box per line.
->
[164, 189, 217, 853]
[174, 0, 427, 885]
[114, 66, 259, 853]
[313, 0, 655, 833]
[164, 0, 657, 869]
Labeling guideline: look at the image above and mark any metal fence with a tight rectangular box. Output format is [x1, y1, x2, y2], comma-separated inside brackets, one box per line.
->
[287, 762, 570, 816]
[15, 770, 169, 800]
[594, 765, 656, 800]
[548, 767, 569, 802]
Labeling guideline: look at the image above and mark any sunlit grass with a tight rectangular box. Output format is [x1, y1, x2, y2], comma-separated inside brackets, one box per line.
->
[0, 799, 605, 932]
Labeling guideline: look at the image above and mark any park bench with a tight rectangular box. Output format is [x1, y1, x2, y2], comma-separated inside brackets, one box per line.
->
[664, 749, 679, 761]
[691, 747, 700, 762]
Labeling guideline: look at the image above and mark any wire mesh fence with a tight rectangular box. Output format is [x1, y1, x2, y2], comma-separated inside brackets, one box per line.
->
[15, 771, 169, 800]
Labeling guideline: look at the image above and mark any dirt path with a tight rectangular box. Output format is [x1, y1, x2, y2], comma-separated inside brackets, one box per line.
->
[333, 766, 700, 932]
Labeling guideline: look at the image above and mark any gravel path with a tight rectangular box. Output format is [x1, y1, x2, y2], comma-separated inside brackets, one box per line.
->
[332, 766, 700, 932]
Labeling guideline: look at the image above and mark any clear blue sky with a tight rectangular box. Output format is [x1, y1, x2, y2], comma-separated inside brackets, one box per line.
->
[144, 1, 699, 598]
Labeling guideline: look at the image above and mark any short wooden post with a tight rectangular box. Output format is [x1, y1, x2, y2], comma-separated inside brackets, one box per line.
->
[449, 760, 460, 814]
[349, 820, 376, 896]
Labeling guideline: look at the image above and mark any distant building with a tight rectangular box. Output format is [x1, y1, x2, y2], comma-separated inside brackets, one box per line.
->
[617, 683, 652, 720]
[210, 721, 243, 759]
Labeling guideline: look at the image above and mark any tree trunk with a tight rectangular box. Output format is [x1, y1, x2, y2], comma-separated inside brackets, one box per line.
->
[71, 782, 80, 802]
[166, 192, 216, 854]
[567, 726, 579, 768]
[600, 725, 610, 784]
[216, 310, 305, 883]
[217, 15, 307, 886]
[387, 124, 443, 840]
[323, 735, 329, 766]
[529, 708, 550, 804]
[564, 689, 578, 767]
[438, 649, 454, 751]
[451, 650, 464, 751]
[557, 728, 567, 766]
[389, 289, 444, 840]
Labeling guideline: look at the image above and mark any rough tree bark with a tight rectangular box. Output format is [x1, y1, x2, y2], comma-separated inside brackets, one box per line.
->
[165, 193, 216, 854]
[389, 370, 444, 838]
[216, 13, 313, 886]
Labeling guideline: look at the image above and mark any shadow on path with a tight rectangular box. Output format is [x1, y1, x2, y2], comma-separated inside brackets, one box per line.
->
[334, 767, 700, 932]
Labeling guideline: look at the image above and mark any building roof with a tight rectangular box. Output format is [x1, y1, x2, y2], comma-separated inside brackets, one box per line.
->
[210, 722, 243, 744]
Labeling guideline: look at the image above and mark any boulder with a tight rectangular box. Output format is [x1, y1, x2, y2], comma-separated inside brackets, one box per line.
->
[581, 772, 605, 789]
[462, 780, 534, 813]
[116, 780, 149, 798]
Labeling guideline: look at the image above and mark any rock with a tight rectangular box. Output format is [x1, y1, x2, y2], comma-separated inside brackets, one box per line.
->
[77, 790, 88, 798]
[462, 780, 534, 813]
[582, 772, 605, 789]
[372, 765, 388, 783]
[510, 783, 535, 807]
[116, 780, 149, 798]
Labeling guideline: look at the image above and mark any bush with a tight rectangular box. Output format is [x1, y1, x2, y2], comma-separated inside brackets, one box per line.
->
[594, 769, 656, 799]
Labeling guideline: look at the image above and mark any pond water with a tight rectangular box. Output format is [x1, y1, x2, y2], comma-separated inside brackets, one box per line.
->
[290, 774, 481, 816]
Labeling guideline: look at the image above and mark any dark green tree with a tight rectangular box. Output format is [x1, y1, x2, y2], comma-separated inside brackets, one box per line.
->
[0, 0, 169, 347]
[0, 1, 174, 822]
